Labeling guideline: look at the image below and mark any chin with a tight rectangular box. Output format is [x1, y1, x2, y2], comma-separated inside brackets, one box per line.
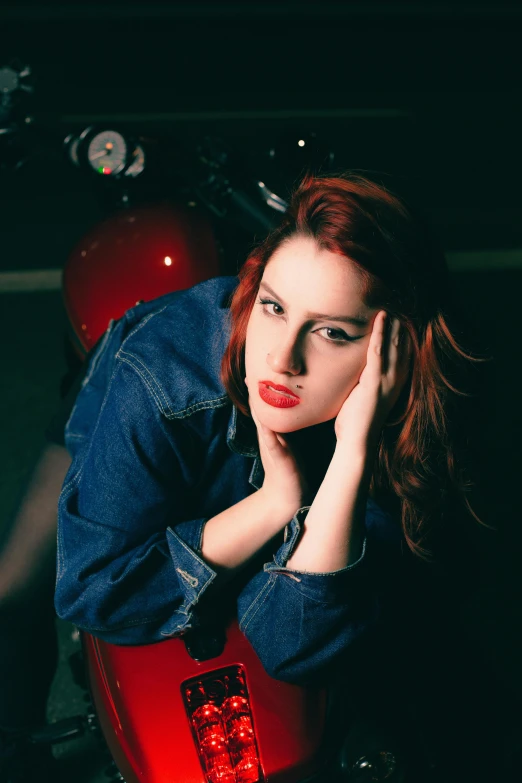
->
[257, 407, 314, 433]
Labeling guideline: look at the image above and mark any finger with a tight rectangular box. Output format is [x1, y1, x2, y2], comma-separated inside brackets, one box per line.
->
[367, 310, 387, 371]
[387, 323, 413, 406]
[385, 316, 401, 375]
[249, 400, 287, 457]
[263, 427, 289, 454]
[249, 397, 267, 437]
[392, 322, 413, 377]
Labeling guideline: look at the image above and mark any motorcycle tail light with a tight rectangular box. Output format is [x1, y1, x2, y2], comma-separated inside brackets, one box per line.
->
[182, 665, 264, 783]
[191, 703, 234, 783]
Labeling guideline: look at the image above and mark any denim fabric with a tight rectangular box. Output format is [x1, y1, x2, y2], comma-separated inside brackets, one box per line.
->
[55, 276, 403, 682]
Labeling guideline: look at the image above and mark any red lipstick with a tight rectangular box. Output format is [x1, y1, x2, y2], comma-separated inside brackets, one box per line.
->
[258, 381, 301, 408]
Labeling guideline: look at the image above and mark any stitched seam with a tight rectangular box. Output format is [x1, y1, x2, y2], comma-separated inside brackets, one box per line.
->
[176, 568, 198, 588]
[123, 307, 167, 339]
[239, 575, 277, 633]
[64, 357, 125, 472]
[239, 576, 275, 629]
[195, 520, 205, 554]
[167, 527, 216, 594]
[160, 622, 192, 637]
[167, 396, 230, 420]
[273, 574, 357, 606]
[118, 349, 173, 416]
[91, 306, 167, 411]
[118, 353, 230, 421]
[269, 570, 301, 582]
[118, 354, 170, 416]
[272, 536, 367, 577]
[60, 464, 83, 496]
[64, 327, 121, 438]
[56, 498, 65, 576]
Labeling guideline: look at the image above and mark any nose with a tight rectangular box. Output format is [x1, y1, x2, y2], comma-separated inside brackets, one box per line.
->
[266, 333, 303, 376]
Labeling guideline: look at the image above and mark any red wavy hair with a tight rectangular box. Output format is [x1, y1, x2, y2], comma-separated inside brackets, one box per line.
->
[221, 172, 491, 560]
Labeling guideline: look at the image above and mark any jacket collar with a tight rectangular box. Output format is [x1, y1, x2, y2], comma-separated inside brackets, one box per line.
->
[226, 405, 265, 489]
[226, 404, 259, 458]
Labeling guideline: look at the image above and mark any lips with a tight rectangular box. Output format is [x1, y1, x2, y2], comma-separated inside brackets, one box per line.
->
[258, 381, 301, 408]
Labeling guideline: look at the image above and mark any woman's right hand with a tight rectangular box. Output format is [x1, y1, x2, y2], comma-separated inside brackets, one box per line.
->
[246, 380, 310, 517]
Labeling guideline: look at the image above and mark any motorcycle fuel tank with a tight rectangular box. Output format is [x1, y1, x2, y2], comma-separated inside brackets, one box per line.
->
[83, 620, 327, 783]
[63, 202, 220, 354]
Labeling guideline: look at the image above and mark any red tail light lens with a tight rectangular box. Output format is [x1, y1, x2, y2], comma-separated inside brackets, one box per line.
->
[191, 704, 234, 783]
[222, 696, 259, 782]
[182, 665, 264, 783]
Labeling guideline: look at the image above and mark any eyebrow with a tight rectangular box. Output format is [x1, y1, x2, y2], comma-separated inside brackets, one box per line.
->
[259, 281, 370, 328]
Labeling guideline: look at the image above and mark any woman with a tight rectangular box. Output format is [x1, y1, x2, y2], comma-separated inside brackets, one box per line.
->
[54, 172, 487, 667]
[2, 172, 490, 779]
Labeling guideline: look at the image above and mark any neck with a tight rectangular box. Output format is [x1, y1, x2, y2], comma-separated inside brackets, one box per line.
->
[285, 419, 337, 494]
[285, 419, 376, 501]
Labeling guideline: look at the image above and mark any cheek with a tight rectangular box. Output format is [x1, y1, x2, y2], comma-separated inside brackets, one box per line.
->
[244, 316, 265, 371]
[318, 350, 367, 408]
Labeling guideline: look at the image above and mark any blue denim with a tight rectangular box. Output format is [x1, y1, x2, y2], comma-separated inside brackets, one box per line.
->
[55, 276, 404, 683]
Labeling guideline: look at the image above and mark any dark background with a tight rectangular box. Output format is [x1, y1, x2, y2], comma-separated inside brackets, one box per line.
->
[2, 0, 522, 262]
[1, 2, 522, 781]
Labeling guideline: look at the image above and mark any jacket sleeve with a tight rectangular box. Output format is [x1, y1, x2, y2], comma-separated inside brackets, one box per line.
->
[55, 358, 219, 645]
[236, 504, 403, 684]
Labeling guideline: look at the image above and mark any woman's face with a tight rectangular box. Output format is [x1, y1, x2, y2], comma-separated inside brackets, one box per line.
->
[244, 234, 379, 433]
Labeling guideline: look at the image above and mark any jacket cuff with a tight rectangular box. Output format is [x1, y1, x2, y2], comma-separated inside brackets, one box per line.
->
[173, 517, 206, 555]
[165, 524, 218, 627]
[273, 506, 368, 571]
[265, 506, 370, 604]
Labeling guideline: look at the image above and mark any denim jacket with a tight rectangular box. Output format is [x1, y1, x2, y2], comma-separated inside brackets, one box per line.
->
[55, 276, 404, 683]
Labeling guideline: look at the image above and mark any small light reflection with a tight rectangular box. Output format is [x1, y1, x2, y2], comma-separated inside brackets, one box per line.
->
[164, 256, 172, 266]
[298, 139, 305, 147]
[81, 324, 87, 331]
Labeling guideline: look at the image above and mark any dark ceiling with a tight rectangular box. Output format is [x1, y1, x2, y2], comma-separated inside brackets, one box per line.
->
[1, 2, 521, 114]
[1, 1, 522, 263]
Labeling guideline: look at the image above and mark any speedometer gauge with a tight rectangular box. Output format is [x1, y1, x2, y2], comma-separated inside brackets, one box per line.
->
[86, 130, 128, 176]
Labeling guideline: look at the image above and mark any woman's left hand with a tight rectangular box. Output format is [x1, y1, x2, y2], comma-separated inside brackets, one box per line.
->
[334, 310, 412, 454]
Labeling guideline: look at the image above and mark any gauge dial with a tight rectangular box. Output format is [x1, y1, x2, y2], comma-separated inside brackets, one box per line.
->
[87, 130, 128, 176]
[64, 133, 80, 166]
[125, 144, 145, 177]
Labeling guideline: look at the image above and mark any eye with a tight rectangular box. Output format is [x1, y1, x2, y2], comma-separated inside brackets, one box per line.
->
[258, 298, 284, 316]
[315, 326, 351, 344]
[257, 298, 359, 344]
